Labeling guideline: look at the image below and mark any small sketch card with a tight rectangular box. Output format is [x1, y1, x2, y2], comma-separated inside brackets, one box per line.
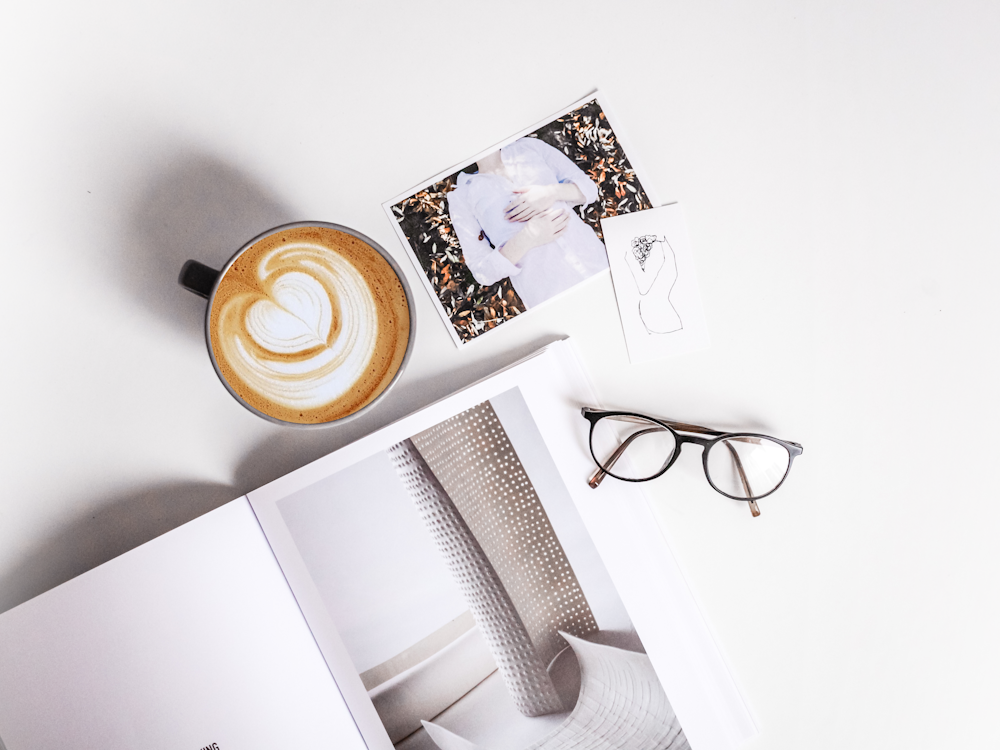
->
[600, 203, 710, 363]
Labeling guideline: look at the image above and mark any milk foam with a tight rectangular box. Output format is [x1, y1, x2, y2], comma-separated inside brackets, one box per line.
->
[245, 272, 333, 355]
[210, 228, 409, 422]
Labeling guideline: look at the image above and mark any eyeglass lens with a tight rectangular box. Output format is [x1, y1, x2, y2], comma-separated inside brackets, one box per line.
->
[705, 437, 790, 499]
[591, 415, 677, 480]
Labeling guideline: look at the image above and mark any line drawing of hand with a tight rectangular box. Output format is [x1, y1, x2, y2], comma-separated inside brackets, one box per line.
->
[625, 235, 683, 334]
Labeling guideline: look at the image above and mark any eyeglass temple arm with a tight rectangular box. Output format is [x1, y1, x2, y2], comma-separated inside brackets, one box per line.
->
[583, 410, 802, 450]
[723, 440, 760, 517]
[659, 418, 802, 451]
[587, 426, 664, 489]
[662, 420, 724, 436]
[590, 411, 725, 437]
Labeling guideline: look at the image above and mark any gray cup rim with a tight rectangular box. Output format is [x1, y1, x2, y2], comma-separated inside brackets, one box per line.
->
[198, 220, 415, 428]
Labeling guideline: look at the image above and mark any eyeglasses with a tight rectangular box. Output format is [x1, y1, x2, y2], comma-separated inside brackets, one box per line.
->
[581, 408, 803, 517]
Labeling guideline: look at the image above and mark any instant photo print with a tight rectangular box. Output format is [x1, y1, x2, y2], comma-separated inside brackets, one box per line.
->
[384, 93, 657, 346]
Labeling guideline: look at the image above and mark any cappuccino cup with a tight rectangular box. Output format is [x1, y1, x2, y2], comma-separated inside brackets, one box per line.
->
[180, 222, 414, 427]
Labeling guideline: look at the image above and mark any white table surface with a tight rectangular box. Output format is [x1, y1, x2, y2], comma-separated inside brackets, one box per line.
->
[2, 2, 998, 747]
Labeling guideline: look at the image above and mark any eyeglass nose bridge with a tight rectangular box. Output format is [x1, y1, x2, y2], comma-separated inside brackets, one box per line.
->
[665, 433, 711, 474]
[668, 433, 715, 481]
[674, 433, 711, 449]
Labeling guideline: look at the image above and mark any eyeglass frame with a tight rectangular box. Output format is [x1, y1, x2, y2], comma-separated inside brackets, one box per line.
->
[581, 407, 803, 516]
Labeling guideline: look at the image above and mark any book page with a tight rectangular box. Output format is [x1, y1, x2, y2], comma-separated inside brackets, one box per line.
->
[0, 499, 365, 750]
[250, 340, 756, 750]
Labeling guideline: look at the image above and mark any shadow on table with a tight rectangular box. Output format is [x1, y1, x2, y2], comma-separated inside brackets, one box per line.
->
[0, 336, 569, 615]
[121, 151, 296, 338]
[0, 481, 237, 616]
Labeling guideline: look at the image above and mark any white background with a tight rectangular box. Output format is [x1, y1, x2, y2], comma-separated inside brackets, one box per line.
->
[1, 2, 997, 748]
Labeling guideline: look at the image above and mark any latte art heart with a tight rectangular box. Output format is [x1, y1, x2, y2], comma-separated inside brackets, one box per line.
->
[209, 227, 410, 424]
[222, 245, 378, 410]
[246, 272, 333, 355]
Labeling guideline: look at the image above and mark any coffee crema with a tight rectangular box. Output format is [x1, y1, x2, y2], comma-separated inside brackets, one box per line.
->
[209, 226, 410, 424]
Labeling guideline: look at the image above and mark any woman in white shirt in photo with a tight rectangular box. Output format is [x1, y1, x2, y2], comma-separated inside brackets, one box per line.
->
[447, 137, 608, 309]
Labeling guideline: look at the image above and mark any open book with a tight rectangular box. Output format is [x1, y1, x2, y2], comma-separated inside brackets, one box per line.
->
[0, 341, 756, 750]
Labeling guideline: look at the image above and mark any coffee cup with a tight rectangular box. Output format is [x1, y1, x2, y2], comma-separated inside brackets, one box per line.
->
[179, 221, 414, 427]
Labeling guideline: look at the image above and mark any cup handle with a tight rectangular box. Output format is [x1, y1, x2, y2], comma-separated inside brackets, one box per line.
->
[178, 260, 220, 299]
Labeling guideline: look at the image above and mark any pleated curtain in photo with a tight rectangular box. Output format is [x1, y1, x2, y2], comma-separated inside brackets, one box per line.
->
[388, 401, 598, 717]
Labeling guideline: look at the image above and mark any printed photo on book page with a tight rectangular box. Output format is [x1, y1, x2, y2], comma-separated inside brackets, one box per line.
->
[275, 387, 689, 750]
[601, 203, 710, 363]
[383, 93, 656, 347]
[249, 341, 756, 750]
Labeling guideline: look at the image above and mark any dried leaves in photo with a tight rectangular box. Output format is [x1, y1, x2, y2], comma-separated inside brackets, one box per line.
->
[392, 98, 652, 344]
[392, 178, 523, 344]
